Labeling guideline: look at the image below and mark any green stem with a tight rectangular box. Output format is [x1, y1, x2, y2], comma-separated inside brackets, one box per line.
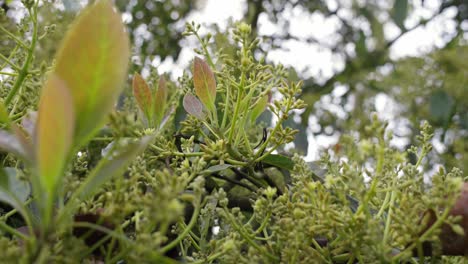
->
[242, 129, 254, 155]
[150, 144, 204, 157]
[0, 198, 32, 221]
[194, 32, 215, 68]
[382, 188, 396, 247]
[0, 45, 19, 69]
[0, 25, 29, 49]
[0, 71, 18, 76]
[73, 221, 133, 245]
[223, 207, 279, 261]
[0, 53, 21, 71]
[201, 120, 220, 139]
[5, 4, 39, 107]
[0, 220, 29, 240]
[160, 200, 201, 254]
[227, 78, 244, 144]
[225, 158, 248, 166]
[221, 83, 231, 129]
[392, 206, 452, 261]
[253, 211, 271, 235]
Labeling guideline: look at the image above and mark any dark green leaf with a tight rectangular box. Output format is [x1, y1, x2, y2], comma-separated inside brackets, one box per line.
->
[392, 0, 408, 30]
[262, 154, 294, 171]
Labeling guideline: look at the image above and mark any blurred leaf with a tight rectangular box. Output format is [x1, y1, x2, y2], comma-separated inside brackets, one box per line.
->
[21, 111, 37, 137]
[250, 94, 269, 124]
[154, 76, 168, 127]
[193, 57, 216, 112]
[0, 130, 27, 158]
[392, 0, 408, 30]
[183, 93, 205, 119]
[74, 136, 153, 200]
[0, 167, 30, 221]
[262, 154, 294, 171]
[0, 167, 30, 202]
[53, 0, 130, 147]
[133, 73, 153, 122]
[36, 74, 75, 195]
[429, 90, 455, 125]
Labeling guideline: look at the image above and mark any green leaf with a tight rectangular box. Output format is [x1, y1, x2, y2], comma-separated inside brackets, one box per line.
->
[133, 73, 153, 123]
[74, 136, 153, 201]
[0, 167, 30, 220]
[250, 94, 269, 124]
[53, 0, 130, 147]
[262, 154, 295, 171]
[193, 57, 216, 112]
[392, 0, 408, 30]
[183, 93, 205, 119]
[153, 76, 168, 127]
[205, 164, 233, 174]
[36, 74, 75, 197]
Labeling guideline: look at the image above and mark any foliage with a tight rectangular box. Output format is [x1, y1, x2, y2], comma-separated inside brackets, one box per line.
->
[0, 1, 466, 263]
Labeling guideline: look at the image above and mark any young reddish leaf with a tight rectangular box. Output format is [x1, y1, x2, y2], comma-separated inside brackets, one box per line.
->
[53, 0, 130, 147]
[153, 76, 168, 127]
[193, 57, 216, 112]
[133, 73, 153, 122]
[36, 74, 75, 195]
[250, 94, 269, 124]
[183, 93, 204, 119]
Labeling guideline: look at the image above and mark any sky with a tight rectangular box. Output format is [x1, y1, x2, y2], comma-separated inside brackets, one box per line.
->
[159, 0, 461, 81]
